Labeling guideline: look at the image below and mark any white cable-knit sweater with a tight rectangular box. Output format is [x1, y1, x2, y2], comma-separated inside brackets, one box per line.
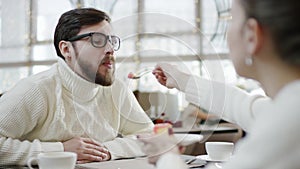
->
[0, 58, 154, 165]
[157, 77, 300, 169]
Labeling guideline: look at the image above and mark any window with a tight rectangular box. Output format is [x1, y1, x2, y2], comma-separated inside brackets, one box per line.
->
[0, 0, 237, 94]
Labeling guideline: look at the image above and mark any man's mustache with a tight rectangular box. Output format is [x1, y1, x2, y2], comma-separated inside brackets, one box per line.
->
[100, 55, 115, 65]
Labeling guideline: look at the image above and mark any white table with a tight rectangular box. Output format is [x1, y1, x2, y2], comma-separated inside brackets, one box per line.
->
[76, 157, 155, 169]
[76, 155, 207, 169]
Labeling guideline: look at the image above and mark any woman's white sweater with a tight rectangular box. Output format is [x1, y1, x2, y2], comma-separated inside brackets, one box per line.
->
[158, 77, 300, 169]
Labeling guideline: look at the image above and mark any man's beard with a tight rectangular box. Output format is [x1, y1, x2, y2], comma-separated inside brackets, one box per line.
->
[75, 54, 115, 86]
[94, 62, 115, 86]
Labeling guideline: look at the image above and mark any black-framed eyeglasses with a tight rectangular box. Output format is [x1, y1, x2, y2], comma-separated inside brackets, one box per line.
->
[68, 32, 121, 51]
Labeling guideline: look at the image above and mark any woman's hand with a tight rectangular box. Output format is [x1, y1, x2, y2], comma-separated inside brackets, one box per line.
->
[137, 131, 180, 164]
[152, 63, 190, 91]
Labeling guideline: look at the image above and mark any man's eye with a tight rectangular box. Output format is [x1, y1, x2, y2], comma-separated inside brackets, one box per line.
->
[93, 39, 104, 44]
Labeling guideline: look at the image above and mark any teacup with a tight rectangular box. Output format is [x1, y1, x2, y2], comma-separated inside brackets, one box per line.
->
[205, 142, 234, 161]
[27, 152, 77, 169]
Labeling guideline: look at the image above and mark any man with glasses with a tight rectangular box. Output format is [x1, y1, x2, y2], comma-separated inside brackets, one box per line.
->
[0, 8, 154, 165]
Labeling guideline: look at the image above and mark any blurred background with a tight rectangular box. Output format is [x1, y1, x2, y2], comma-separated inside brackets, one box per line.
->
[0, 0, 263, 119]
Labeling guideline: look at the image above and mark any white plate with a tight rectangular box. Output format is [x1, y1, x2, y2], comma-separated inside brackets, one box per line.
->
[197, 154, 230, 162]
[174, 134, 203, 146]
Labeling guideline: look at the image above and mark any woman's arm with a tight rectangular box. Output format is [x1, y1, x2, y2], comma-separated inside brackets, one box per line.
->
[184, 76, 270, 131]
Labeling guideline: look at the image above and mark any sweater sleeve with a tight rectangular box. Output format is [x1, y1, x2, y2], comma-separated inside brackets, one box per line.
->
[183, 76, 271, 132]
[103, 81, 154, 160]
[0, 82, 63, 165]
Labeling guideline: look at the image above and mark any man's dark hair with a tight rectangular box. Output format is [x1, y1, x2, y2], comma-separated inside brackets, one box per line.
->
[54, 8, 111, 59]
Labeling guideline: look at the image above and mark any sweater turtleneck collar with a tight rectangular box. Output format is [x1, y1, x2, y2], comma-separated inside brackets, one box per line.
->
[57, 58, 102, 101]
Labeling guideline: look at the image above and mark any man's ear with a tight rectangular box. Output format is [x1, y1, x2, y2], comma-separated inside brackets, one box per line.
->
[243, 18, 264, 56]
[59, 40, 73, 62]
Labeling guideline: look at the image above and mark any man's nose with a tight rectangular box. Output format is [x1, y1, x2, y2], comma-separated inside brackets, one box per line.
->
[104, 41, 114, 55]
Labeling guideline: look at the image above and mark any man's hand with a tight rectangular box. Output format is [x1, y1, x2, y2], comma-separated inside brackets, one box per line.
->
[63, 137, 111, 164]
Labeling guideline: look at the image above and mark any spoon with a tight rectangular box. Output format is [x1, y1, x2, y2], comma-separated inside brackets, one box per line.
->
[185, 157, 197, 164]
[128, 69, 153, 79]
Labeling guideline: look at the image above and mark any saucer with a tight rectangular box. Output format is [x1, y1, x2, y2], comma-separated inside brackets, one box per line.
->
[174, 134, 203, 146]
[197, 155, 230, 162]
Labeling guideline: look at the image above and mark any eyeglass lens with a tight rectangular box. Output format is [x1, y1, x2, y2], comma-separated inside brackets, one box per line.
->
[92, 33, 120, 50]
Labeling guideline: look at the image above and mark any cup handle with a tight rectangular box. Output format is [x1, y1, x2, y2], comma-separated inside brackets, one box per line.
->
[27, 157, 38, 169]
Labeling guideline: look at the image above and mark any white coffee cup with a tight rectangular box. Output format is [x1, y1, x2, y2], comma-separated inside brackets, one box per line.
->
[27, 152, 77, 169]
[205, 142, 234, 161]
